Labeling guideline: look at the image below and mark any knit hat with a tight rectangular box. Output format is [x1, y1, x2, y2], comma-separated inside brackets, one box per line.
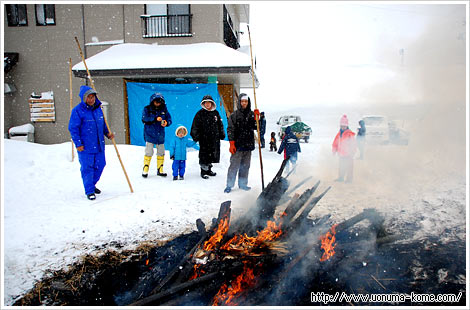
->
[240, 94, 249, 101]
[82, 88, 97, 102]
[340, 115, 349, 126]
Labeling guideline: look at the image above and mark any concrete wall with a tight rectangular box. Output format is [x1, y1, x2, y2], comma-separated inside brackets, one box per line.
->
[3, 4, 86, 144]
[3, 4, 241, 144]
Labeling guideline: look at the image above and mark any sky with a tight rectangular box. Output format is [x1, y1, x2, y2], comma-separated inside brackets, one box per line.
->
[240, 2, 467, 109]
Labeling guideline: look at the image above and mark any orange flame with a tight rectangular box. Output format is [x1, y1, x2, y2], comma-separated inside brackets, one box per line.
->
[320, 224, 338, 262]
[212, 263, 256, 306]
[203, 217, 230, 251]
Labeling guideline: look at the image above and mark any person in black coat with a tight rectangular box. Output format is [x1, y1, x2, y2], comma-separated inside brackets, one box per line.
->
[259, 112, 266, 148]
[190, 95, 226, 179]
[224, 93, 260, 193]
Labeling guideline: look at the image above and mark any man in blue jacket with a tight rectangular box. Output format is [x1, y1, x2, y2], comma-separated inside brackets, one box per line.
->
[141, 92, 172, 178]
[69, 86, 114, 200]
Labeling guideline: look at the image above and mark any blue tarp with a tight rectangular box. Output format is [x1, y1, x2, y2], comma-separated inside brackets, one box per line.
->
[126, 82, 228, 149]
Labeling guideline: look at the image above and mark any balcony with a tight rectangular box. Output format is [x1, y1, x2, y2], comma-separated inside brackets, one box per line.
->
[141, 14, 192, 38]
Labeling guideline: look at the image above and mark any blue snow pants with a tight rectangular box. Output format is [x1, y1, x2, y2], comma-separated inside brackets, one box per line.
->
[172, 160, 186, 177]
[78, 151, 106, 195]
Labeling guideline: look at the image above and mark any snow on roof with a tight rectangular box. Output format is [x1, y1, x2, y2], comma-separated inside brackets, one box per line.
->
[72, 42, 252, 71]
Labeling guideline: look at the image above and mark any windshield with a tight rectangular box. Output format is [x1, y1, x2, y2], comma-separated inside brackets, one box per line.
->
[363, 117, 386, 126]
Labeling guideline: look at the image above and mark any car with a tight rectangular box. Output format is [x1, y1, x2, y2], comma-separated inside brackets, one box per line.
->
[361, 115, 390, 144]
[276, 115, 312, 143]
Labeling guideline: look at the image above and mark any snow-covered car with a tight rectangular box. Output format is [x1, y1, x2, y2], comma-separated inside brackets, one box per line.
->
[276, 115, 312, 142]
[362, 115, 390, 144]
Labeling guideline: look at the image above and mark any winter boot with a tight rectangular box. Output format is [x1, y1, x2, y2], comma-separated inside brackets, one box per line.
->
[142, 156, 151, 178]
[173, 176, 178, 181]
[87, 193, 96, 200]
[207, 165, 216, 176]
[200, 168, 209, 179]
[156, 156, 167, 177]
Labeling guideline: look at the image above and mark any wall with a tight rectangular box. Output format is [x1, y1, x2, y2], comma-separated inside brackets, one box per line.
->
[3, 4, 86, 144]
[4, 4, 243, 144]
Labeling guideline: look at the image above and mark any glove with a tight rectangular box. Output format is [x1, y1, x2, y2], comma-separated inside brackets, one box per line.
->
[170, 155, 175, 160]
[254, 109, 260, 121]
[229, 141, 236, 154]
[161, 120, 167, 127]
[156, 116, 162, 122]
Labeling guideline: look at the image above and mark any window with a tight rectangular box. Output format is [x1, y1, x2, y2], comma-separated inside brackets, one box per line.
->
[6, 4, 28, 26]
[35, 4, 55, 26]
[141, 4, 191, 38]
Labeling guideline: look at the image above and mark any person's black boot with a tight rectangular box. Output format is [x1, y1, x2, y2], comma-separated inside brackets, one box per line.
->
[200, 169, 209, 179]
[87, 193, 96, 200]
[207, 168, 216, 176]
[94, 187, 101, 194]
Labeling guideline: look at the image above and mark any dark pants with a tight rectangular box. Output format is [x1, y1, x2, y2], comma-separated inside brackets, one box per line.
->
[226, 150, 252, 188]
[78, 151, 106, 195]
[260, 136, 265, 148]
[172, 160, 186, 177]
[338, 156, 354, 182]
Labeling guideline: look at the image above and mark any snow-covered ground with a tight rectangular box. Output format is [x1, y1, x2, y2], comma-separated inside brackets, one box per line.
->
[2, 104, 467, 306]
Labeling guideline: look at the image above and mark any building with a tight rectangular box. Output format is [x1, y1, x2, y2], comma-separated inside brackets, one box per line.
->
[3, 3, 256, 144]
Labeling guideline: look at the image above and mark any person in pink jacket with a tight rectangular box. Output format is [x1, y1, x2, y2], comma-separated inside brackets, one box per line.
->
[332, 115, 357, 183]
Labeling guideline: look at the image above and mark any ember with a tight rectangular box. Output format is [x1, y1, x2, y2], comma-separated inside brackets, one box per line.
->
[212, 262, 256, 306]
[319, 224, 338, 262]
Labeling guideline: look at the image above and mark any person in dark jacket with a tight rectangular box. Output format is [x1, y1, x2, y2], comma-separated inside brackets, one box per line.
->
[278, 126, 301, 174]
[69, 86, 114, 200]
[190, 95, 226, 179]
[141, 92, 172, 178]
[259, 112, 266, 148]
[357, 119, 366, 160]
[269, 131, 277, 152]
[224, 94, 260, 193]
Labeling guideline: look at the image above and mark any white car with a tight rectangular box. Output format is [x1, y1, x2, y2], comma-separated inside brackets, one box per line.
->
[362, 115, 390, 144]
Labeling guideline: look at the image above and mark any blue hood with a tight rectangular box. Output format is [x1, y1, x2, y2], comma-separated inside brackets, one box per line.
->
[79, 85, 102, 109]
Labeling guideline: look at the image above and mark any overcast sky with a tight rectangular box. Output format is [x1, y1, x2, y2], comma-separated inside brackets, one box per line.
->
[240, 2, 467, 109]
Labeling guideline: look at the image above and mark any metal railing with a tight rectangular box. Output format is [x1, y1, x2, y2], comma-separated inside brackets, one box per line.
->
[141, 14, 192, 38]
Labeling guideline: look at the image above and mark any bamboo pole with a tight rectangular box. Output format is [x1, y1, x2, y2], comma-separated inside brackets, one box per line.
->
[247, 25, 265, 190]
[69, 58, 75, 162]
[74, 37, 134, 193]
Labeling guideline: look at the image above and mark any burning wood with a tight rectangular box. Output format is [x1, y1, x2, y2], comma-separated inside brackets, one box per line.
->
[127, 160, 409, 307]
[319, 224, 338, 262]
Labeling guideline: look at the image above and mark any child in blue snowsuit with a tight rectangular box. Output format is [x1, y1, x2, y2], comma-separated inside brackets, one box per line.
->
[169, 125, 199, 180]
[278, 126, 301, 174]
[68, 86, 114, 200]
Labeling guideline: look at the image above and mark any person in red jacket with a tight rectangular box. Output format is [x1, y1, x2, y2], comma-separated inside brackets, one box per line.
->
[332, 115, 357, 183]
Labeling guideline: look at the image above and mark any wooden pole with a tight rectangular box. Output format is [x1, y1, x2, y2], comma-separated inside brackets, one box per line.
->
[74, 37, 134, 193]
[247, 25, 265, 190]
[69, 58, 75, 162]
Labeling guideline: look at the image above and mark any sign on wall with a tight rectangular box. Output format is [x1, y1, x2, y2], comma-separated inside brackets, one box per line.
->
[29, 91, 55, 122]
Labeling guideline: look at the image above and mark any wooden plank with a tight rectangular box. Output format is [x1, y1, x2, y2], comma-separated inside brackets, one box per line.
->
[31, 112, 55, 117]
[28, 99, 54, 103]
[31, 118, 55, 122]
[29, 103, 55, 108]
[30, 108, 55, 113]
[217, 84, 234, 116]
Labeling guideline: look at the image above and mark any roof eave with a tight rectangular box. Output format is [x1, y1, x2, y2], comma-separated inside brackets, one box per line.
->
[72, 66, 251, 78]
